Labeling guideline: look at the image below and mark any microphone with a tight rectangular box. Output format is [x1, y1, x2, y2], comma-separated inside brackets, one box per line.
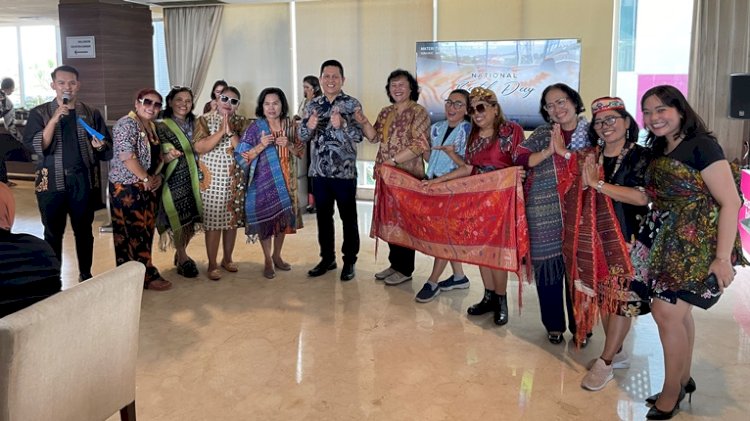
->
[62, 93, 70, 105]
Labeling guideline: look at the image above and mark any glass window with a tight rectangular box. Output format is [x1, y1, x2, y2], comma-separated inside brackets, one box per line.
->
[152, 20, 170, 97]
[19, 25, 57, 108]
[0, 27, 20, 105]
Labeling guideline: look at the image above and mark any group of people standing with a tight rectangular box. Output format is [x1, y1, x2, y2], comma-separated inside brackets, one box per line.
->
[9, 60, 743, 421]
[350, 68, 741, 420]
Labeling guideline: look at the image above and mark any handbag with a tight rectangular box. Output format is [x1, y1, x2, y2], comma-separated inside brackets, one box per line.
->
[675, 273, 722, 310]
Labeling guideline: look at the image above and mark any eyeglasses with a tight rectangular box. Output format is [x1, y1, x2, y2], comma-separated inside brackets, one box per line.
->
[592, 115, 624, 129]
[468, 103, 494, 115]
[139, 98, 163, 109]
[171, 85, 193, 93]
[444, 99, 465, 109]
[219, 95, 240, 106]
[543, 97, 569, 111]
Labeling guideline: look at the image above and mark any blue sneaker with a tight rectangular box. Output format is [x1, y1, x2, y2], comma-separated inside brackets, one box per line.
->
[437, 275, 470, 291]
[415, 282, 441, 303]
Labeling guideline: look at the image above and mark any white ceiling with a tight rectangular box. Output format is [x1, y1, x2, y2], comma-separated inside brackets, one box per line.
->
[0, 0, 319, 26]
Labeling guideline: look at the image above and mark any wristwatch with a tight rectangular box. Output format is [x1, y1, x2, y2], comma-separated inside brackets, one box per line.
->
[595, 180, 605, 193]
[391, 157, 398, 165]
[142, 177, 150, 184]
[563, 151, 572, 160]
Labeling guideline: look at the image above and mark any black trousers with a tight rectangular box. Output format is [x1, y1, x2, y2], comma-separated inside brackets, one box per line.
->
[312, 177, 359, 265]
[36, 169, 95, 277]
[388, 243, 415, 276]
[534, 255, 577, 334]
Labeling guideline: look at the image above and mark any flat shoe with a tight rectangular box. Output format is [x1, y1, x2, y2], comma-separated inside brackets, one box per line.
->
[208, 269, 222, 281]
[177, 258, 199, 278]
[273, 259, 291, 271]
[548, 332, 564, 344]
[145, 277, 172, 291]
[263, 267, 276, 279]
[221, 261, 239, 272]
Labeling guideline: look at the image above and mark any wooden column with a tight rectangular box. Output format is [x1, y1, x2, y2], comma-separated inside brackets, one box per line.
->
[58, 0, 154, 122]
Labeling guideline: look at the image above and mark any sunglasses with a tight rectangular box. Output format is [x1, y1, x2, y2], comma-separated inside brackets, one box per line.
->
[219, 95, 240, 106]
[139, 97, 163, 109]
[592, 115, 624, 129]
[171, 85, 193, 93]
[444, 99, 466, 109]
[468, 103, 494, 115]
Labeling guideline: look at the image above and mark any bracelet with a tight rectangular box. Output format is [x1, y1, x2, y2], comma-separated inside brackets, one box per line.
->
[716, 257, 731, 263]
[595, 180, 605, 193]
[391, 157, 398, 165]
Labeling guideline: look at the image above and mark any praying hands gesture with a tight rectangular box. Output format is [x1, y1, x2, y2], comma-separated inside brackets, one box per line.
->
[581, 153, 599, 189]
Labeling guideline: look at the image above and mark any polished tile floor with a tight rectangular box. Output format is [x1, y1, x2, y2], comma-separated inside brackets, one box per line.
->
[9, 180, 750, 420]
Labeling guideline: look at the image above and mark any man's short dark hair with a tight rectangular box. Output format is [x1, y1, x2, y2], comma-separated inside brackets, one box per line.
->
[50, 65, 80, 81]
[0, 78, 14, 91]
[320, 59, 344, 78]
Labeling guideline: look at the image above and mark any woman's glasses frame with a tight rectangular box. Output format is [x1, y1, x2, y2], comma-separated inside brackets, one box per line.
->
[219, 95, 240, 106]
[468, 102, 495, 116]
[138, 97, 163, 109]
[592, 115, 624, 129]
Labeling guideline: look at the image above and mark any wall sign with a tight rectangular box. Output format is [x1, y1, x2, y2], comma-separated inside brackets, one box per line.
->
[66, 36, 96, 59]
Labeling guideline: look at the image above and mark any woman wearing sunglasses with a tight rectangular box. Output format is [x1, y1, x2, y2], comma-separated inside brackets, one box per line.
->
[109, 88, 171, 291]
[235, 88, 304, 279]
[356, 69, 431, 286]
[570, 97, 651, 391]
[194, 86, 247, 281]
[515, 83, 590, 345]
[413, 88, 472, 303]
[154, 86, 203, 279]
[423, 87, 525, 325]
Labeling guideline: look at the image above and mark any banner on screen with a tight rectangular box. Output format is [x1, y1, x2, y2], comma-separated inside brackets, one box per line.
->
[416, 39, 581, 130]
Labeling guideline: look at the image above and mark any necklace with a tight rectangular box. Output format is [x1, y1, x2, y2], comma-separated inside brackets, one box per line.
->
[598, 142, 633, 183]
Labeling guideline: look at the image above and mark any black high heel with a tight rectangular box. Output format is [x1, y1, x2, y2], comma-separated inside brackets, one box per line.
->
[646, 377, 696, 405]
[646, 390, 686, 420]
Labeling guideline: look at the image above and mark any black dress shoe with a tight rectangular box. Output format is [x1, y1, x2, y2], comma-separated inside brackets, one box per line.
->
[308, 260, 337, 277]
[340, 263, 355, 281]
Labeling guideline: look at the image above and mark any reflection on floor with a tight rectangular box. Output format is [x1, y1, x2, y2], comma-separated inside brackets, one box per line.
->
[8, 180, 750, 420]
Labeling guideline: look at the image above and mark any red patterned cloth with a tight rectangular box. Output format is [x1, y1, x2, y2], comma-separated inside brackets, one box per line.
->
[371, 165, 531, 278]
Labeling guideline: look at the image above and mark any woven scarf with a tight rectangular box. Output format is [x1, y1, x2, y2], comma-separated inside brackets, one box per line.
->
[562, 153, 633, 344]
[236, 119, 294, 241]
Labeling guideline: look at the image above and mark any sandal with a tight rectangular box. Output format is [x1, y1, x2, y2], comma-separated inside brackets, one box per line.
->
[208, 268, 222, 281]
[145, 277, 172, 291]
[273, 258, 291, 271]
[177, 258, 199, 278]
[221, 260, 239, 272]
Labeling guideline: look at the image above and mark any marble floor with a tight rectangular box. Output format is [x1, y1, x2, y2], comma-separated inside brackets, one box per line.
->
[8, 179, 750, 420]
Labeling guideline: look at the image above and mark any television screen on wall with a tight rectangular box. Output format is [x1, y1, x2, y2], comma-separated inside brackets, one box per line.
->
[416, 39, 582, 130]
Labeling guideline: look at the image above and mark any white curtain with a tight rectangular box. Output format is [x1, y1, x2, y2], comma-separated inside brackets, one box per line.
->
[164, 6, 224, 100]
[688, 0, 750, 162]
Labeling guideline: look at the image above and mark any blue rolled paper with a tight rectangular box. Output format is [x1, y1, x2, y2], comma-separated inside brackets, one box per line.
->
[77, 117, 105, 140]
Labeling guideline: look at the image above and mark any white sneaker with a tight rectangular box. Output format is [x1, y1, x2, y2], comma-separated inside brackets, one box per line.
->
[581, 358, 614, 391]
[384, 271, 412, 286]
[611, 350, 630, 369]
[375, 267, 396, 280]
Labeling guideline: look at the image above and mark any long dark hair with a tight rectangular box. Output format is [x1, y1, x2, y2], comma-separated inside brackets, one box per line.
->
[162, 86, 195, 123]
[641, 85, 713, 155]
[255, 87, 289, 119]
[385, 69, 420, 103]
[539, 83, 585, 123]
[209, 79, 228, 100]
[587, 108, 639, 147]
[303, 75, 322, 98]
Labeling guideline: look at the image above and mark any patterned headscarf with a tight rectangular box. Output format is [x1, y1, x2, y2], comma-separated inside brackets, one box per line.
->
[0, 182, 15, 231]
[470, 87, 498, 104]
[590, 96, 626, 117]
